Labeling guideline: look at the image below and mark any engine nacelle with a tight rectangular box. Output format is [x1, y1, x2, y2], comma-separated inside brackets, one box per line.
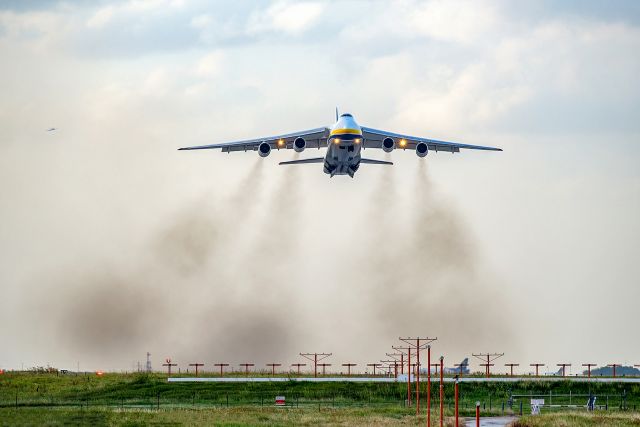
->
[258, 142, 271, 157]
[416, 142, 429, 157]
[382, 137, 395, 153]
[293, 137, 306, 153]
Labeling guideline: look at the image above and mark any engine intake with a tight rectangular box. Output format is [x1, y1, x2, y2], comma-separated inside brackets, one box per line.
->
[382, 137, 395, 153]
[258, 142, 271, 157]
[416, 142, 429, 157]
[293, 137, 306, 153]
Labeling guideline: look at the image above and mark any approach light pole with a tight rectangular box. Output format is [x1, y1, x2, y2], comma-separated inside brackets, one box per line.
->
[300, 352, 332, 378]
[557, 363, 571, 377]
[439, 356, 444, 427]
[266, 363, 281, 376]
[427, 345, 432, 427]
[367, 363, 383, 376]
[386, 353, 404, 377]
[504, 363, 519, 376]
[383, 358, 400, 378]
[342, 363, 357, 376]
[454, 361, 468, 377]
[239, 363, 254, 376]
[472, 353, 504, 378]
[582, 363, 597, 378]
[291, 363, 306, 375]
[530, 363, 544, 377]
[214, 363, 229, 377]
[318, 363, 331, 375]
[189, 363, 204, 377]
[162, 358, 177, 376]
[392, 346, 412, 407]
[608, 364, 621, 378]
[454, 376, 459, 427]
[399, 336, 437, 415]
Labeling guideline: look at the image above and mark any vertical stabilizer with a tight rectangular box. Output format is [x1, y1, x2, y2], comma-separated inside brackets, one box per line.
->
[335, 106, 339, 121]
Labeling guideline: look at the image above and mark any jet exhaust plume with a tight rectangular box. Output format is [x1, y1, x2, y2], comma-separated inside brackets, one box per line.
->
[358, 162, 515, 358]
[19, 158, 513, 370]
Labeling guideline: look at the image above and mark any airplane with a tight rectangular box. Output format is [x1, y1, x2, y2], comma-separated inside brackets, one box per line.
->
[46, 128, 57, 132]
[444, 358, 470, 375]
[419, 358, 470, 375]
[178, 110, 502, 177]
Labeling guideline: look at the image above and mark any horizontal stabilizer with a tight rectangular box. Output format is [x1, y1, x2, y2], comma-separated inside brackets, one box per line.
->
[279, 157, 325, 165]
[360, 158, 393, 165]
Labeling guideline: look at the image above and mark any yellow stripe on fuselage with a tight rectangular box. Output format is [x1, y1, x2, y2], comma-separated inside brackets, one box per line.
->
[330, 128, 362, 136]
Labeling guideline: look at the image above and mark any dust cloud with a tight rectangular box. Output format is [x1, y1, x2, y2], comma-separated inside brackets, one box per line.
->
[187, 157, 304, 367]
[357, 161, 515, 359]
[27, 160, 276, 369]
[22, 157, 513, 371]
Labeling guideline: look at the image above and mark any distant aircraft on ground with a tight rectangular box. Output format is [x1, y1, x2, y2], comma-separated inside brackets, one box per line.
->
[444, 358, 470, 375]
[420, 358, 470, 375]
[546, 367, 568, 376]
[179, 110, 502, 177]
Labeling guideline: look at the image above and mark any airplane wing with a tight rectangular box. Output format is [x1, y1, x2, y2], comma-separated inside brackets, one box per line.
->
[360, 158, 393, 165]
[361, 126, 502, 153]
[178, 127, 330, 153]
[279, 157, 324, 165]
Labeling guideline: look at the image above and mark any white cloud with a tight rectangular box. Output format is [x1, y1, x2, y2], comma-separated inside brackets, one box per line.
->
[86, 6, 114, 29]
[247, 1, 325, 35]
[408, 0, 501, 44]
[194, 51, 223, 79]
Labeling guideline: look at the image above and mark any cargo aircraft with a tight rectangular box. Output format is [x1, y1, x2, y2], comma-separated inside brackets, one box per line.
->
[179, 110, 501, 177]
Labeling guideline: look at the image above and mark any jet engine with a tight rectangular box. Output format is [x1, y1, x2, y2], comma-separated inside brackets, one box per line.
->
[382, 137, 395, 153]
[293, 137, 306, 153]
[258, 142, 271, 157]
[416, 142, 429, 157]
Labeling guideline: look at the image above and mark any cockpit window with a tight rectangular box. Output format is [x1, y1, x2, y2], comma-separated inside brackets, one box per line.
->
[340, 113, 352, 118]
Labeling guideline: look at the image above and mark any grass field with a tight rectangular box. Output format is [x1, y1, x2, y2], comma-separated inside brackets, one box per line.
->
[0, 406, 460, 426]
[4, 407, 640, 426]
[515, 411, 640, 426]
[1, 372, 639, 425]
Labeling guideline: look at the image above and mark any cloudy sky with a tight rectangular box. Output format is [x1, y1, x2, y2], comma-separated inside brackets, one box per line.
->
[1, 0, 639, 374]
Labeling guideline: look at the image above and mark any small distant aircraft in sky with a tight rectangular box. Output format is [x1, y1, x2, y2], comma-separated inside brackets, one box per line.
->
[46, 128, 57, 132]
[179, 110, 502, 177]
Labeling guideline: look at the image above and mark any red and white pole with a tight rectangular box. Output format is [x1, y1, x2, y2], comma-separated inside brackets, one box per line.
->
[416, 338, 421, 415]
[439, 356, 444, 427]
[454, 378, 459, 427]
[408, 349, 412, 406]
[476, 401, 480, 427]
[427, 345, 431, 427]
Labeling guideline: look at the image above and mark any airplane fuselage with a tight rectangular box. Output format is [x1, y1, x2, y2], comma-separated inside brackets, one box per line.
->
[324, 113, 363, 177]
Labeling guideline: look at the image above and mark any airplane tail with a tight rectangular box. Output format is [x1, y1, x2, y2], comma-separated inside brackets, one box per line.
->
[335, 106, 339, 121]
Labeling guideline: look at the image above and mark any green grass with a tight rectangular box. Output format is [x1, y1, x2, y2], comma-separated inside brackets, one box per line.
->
[1, 372, 639, 425]
[514, 411, 640, 426]
[2, 371, 638, 402]
[0, 406, 461, 426]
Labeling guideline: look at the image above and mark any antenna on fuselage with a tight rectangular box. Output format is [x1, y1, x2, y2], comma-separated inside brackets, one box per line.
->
[335, 106, 339, 121]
